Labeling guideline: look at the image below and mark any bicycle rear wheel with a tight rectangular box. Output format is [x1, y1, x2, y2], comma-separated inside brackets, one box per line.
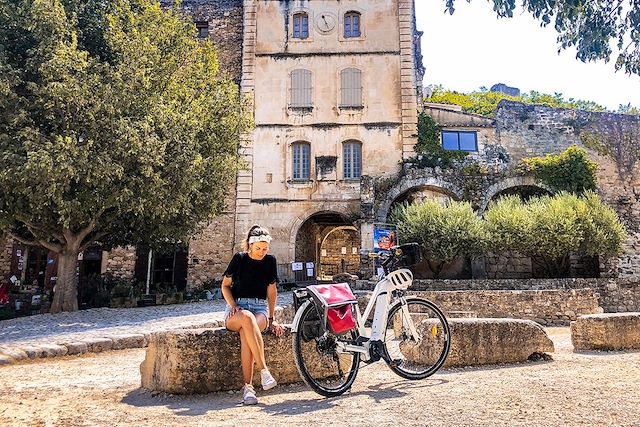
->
[292, 301, 360, 397]
[383, 297, 450, 380]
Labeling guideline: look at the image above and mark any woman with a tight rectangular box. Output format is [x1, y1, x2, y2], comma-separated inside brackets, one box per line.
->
[222, 225, 285, 405]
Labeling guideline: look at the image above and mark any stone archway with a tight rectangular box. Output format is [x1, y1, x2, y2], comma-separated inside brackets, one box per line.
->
[376, 177, 464, 222]
[479, 176, 554, 214]
[288, 209, 359, 282]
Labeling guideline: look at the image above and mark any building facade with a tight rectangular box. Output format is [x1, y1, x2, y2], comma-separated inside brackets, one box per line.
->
[2, 0, 639, 301]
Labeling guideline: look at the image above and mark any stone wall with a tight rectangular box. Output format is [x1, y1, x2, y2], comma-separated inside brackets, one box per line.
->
[408, 289, 599, 326]
[405, 277, 640, 314]
[496, 100, 640, 278]
[163, 0, 244, 83]
[485, 252, 532, 279]
[103, 247, 136, 279]
[187, 187, 238, 288]
[320, 228, 360, 278]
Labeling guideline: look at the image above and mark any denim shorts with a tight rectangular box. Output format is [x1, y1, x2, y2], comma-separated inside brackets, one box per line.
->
[224, 297, 269, 322]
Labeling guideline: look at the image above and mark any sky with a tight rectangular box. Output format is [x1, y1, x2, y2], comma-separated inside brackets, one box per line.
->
[414, 0, 640, 111]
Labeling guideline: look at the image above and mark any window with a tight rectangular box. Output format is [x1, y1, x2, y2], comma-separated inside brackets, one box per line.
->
[195, 21, 209, 39]
[290, 69, 312, 108]
[343, 141, 362, 179]
[292, 13, 309, 39]
[441, 131, 478, 152]
[292, 142, 311, 181]
[134, 246, 188, 293]
[340, 68, 362, 107]
[344, 12, 361, 38]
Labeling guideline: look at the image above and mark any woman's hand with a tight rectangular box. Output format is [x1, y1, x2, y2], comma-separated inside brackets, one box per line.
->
[269, 319, 284, 337]
[227, 305, 241, 319]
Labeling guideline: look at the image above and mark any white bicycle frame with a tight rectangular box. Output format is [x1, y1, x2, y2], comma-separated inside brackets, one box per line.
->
[291, 268, 418, 362]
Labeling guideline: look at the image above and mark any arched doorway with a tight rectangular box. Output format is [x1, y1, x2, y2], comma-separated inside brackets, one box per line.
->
[294, 211, 359, 282]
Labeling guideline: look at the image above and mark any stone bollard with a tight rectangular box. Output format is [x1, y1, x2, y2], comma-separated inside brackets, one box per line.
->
[571, 312, 640, 351]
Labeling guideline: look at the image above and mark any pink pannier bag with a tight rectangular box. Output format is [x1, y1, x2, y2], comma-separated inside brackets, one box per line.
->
[307, 283, 358, 335]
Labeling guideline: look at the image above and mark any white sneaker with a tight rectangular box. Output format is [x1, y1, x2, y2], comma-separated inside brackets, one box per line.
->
[261, 369, 277, 391]
[242, 384, 258, 405]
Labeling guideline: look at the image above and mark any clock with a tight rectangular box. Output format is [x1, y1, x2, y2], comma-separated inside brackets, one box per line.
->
[315, 12, 336, 33]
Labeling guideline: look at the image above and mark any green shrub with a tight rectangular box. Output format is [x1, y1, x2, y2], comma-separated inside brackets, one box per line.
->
[485, 192, 626, 277]
[392, 200, 488, 277]
[521, 145, 598, 194]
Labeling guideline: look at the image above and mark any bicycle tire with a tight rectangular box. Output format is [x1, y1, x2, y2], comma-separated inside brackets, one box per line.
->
[292, 301, 360, 397]
[383, 297, 450, 380]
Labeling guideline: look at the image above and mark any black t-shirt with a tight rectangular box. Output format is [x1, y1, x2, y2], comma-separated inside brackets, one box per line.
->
[223, 252, 279, 299]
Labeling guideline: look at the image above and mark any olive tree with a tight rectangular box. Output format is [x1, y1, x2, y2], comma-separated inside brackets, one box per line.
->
[484, 192, 626, 277]
[392, 200, 488, 278]
[0, 0, 250, 312]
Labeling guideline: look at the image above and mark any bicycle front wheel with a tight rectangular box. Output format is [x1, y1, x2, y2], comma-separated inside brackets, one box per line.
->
[292, 301, 360, 397]
[383, 297, 450, 380]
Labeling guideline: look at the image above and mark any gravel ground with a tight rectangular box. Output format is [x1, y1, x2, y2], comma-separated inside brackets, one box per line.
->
[0, 327, 639, 427]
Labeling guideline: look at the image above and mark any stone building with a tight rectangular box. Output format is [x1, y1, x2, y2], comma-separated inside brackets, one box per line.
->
[2, 0, 639, 299]
[370, 100, 640, 279]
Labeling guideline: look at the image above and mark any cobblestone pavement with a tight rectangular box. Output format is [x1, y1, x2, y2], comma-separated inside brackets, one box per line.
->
[0, 292, 294, 364]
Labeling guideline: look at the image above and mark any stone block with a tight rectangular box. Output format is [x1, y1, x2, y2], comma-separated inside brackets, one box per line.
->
[0, 355, 15, 365]
[38, 344, 68, 357]
[140, 328, 301, 394]
[570, 312, 640, 351]
[62, 342, 89, 355]
[81, 338, 113, 353]
[415, 318, 554, 368]
[107, 334, 147, 350]
[0, 348, 28, 361]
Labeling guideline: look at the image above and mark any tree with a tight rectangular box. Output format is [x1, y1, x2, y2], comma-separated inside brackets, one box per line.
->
[392, 200, 488, 277]
[0, 0, 250, 312]
[444, 0, 640, 76]
[484, 193, 626, 277]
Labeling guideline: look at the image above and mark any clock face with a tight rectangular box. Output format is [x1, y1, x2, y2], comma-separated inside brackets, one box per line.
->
[315, 12, 336, 33]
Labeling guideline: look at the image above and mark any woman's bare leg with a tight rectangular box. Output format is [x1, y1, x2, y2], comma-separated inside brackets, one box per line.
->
[227, 311, 268, 372]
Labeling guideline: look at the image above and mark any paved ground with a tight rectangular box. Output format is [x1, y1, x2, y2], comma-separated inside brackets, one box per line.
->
[0, 327, 639, 426]
[0, 293, 294, 363]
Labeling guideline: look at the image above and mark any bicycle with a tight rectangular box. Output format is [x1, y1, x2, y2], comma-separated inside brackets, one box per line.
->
[291, 243, 451, 397]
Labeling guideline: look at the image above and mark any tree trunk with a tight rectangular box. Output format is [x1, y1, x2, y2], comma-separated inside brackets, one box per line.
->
[50, 251, 79, 313]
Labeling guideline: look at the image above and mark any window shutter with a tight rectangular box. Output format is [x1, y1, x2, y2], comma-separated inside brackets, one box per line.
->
[291, 69, 312, 107]
[341, 68, 362, 107]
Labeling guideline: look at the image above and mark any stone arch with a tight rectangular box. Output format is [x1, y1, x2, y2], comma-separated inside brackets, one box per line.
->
[479, 176, 554, 214]
[376, 177, 464, 222]
[286, 205, 357, 263]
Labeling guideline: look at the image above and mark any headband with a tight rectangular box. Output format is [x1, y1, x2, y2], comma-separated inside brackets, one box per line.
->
[249, 235, 272, 244]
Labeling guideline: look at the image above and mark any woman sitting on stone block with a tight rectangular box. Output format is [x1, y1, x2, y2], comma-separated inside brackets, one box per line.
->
[222, 224, 284, 405]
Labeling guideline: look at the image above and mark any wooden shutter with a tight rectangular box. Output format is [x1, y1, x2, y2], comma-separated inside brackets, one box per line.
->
[340, 68, 362, 107]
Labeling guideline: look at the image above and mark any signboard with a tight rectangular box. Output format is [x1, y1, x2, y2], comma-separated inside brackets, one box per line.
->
[373, 223, 398, 253]
[291, 262, 303, 271]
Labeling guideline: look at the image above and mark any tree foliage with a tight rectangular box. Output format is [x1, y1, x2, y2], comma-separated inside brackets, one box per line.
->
[392, 200, 488, 277]
[426, 85, 610, 117]
[444, 0, 640, 76]
[484, 192, 626, 277]
[521, 145, 598, 194]
[0, 0, 250, 312]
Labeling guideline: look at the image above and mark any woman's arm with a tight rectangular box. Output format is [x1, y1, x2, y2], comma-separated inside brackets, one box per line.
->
[221, 276, 239, 317]
[266, 283, 284, 336]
